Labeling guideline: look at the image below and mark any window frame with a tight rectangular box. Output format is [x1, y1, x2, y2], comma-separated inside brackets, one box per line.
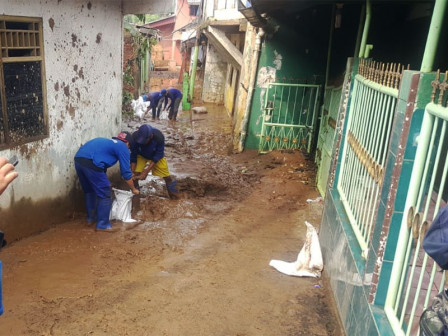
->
[0, 15, 49, 148]
[189, 5, 199, 16]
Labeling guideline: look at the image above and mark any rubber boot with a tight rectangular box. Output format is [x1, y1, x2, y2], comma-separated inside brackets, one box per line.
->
[165, 178, 179, 199]
[85, 192, 97, 225]
[95, 198, 118, 232]
[132, 179, 141, 212]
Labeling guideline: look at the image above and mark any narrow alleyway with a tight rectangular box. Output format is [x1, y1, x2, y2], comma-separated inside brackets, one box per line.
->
[0, 104, 344, 335]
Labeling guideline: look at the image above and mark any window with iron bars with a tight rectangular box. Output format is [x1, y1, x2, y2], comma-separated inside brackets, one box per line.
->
[0, 15, 48, 147]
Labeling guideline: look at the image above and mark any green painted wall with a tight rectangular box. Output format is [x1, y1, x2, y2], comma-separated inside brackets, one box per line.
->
[245, 8, 332, 149]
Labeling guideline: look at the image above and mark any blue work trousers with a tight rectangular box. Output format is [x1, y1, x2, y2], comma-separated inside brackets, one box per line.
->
[75, 162, 111, 199]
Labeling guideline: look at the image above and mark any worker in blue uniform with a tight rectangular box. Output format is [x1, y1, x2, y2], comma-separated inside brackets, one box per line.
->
[74, 132, 140, 232]
[142, 91, 163, 120]
[131, 124, 179, 199]
[160, 88, 183, 121]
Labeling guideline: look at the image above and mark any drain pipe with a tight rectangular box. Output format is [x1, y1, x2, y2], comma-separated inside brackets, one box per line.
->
[189, 31, 201, 103]
[358, 0, 371, 58]
[420, 0, 447, 72]
[238, 27, 264, 152]
[353, 5, 365, 58]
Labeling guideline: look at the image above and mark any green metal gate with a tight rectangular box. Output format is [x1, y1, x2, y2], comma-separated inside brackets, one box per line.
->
[259, 83, 321, 153]
[385, 71, 448, 336]
[336, 59, 404, 257]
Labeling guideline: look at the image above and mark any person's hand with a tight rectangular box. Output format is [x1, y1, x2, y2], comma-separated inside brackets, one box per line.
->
[139, 171, 149, 180]
[0, 157, 18, 195]
[131, 188, 140, 195]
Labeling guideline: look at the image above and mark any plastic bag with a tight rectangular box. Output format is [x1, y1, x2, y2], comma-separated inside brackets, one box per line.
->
[269, 221, 323, 278]
[110, 188, 136, 223]
[419, 289, 448, 335]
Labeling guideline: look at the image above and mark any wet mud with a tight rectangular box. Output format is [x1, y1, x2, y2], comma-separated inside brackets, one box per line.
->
[0, 104, 344, 335]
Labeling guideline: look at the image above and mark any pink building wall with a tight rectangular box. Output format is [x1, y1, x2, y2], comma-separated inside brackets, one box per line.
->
[148, 0, 198, 71]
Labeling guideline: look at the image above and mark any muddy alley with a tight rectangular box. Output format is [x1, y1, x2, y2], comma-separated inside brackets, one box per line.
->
[0, 104, 344, 336]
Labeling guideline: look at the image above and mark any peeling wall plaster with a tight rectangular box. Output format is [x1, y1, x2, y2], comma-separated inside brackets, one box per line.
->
[256, 50, 283, 125]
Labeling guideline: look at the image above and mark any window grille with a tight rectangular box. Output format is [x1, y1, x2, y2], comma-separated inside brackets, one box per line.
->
[0, 16, 48, 146]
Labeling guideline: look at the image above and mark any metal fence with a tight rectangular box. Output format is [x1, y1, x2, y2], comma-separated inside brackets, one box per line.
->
[259, 83, 320, 153]
[316, 85, 341, 197]
[385, 70, 448, 336]
[337, 60, 404, 257]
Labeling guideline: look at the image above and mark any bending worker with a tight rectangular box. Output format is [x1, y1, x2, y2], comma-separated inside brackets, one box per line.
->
[74, 132, 140, 232]
[142, 91, 163, 120]
[160, 88, 183, 121]
[131, 124, 178, 199]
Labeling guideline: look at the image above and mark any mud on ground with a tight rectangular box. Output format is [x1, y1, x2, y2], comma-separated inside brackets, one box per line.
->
[0, 105, 344, 336]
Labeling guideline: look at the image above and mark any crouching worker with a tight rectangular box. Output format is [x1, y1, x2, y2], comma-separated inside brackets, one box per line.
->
[131, 124, 179, 199]
[74, 133, 140, 232]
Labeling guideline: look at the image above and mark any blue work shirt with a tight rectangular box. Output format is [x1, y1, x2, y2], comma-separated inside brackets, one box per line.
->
[143, 91, 162, 109]
[75, 138, 132, 180]
[130, 128, 165, 164]
[163, 88, 183, 109]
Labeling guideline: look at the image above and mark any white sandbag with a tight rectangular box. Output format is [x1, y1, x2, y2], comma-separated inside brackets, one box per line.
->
[110, 188, 137, 223]
[192, 106, 207, 114]
[269, 221, 323, 278]
[131, 97, 150, 119]
[160, 109, 169, 120]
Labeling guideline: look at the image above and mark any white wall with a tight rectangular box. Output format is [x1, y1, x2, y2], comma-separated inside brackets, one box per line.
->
[202, 44, 226, 103]
[202, 0, 242, 20]
[122, 0, 175, 14]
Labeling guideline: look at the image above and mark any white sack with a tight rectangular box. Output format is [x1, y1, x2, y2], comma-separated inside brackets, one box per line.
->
[160, 109, 169, 120]
[110, 188, 137, 223]
[269, 221, 323, 278]
[131, 97, 150, 119]
[192, 106, 207, 114]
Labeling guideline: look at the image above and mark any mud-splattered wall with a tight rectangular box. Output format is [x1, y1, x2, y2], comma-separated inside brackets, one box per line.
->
[0, 0, 168, 242]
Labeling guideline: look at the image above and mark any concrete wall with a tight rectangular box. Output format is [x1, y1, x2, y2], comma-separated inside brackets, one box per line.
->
[201, 44, 226, 103]
[0, 0, 162, 242]
[155, 22, 176, 66]
[202, 0, 242, 22]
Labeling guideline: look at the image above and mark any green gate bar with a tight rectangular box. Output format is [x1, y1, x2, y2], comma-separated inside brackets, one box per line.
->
[259, 83, 321, 154]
